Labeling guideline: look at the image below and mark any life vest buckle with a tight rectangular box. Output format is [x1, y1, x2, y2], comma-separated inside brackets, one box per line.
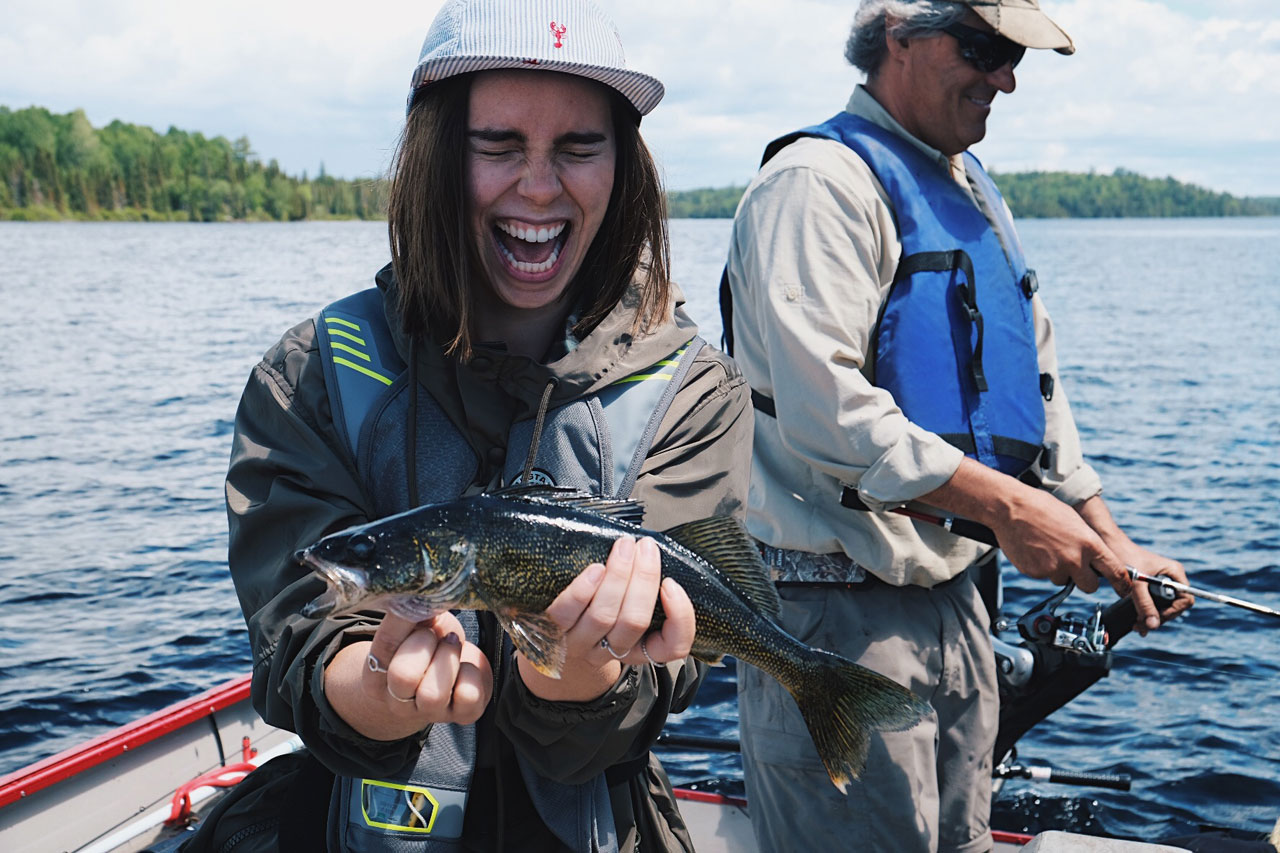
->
[1021, 269, 1039, 298]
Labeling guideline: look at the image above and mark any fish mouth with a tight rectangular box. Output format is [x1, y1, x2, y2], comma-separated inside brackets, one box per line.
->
[295, 540, 479, 620]
[298, 552, 369, 619]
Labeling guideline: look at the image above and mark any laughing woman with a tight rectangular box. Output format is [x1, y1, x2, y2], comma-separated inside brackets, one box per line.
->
[203, 1, 751, 851]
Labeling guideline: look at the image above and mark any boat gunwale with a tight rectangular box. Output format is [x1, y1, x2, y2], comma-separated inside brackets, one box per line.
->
[0, 674, 253, 808]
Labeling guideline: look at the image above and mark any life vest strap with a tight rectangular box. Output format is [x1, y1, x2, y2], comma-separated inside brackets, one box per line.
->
[895, 250, 988, 393]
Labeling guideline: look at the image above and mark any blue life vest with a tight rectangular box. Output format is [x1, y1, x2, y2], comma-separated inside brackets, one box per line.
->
[313, 286, 703, 851]
[762, 112, 1047, 476]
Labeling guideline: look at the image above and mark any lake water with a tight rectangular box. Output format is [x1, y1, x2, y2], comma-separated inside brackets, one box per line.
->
[1, 218, 1277, 841]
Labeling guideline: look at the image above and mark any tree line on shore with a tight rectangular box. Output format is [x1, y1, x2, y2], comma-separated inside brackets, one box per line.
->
[3, 106, 1277, 222]
[0, 107, 385, 222]
[664, 173, 1280, 218]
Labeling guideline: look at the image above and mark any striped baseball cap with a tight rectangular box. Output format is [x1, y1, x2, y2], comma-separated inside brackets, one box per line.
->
[408, 0, 665, 116]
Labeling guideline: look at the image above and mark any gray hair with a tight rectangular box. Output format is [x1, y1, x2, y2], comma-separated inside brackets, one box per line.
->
[845, 0, 968, 76]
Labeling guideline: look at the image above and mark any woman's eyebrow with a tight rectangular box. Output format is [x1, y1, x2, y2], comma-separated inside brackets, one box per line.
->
[468, 128, 524, 143]
[466, 129, 608, 145]
[555, 131, 608, 146]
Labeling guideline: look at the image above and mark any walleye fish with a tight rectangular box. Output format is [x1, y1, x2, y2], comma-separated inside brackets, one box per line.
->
[298, 486, 930, 791]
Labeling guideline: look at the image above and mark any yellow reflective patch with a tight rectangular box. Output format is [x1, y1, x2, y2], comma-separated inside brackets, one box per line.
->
[611, 373, 673, 385]
[330, 342, 372, 362]
[329, 328, 367, 346]
[325, 316, 362, 331]
[360, 779, 440, 833]
[334, 357, 393, 385]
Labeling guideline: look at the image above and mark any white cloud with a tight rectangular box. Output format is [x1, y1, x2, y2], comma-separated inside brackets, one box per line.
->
[1, 0, 1277, 195]
[979, 0, 1280, 194]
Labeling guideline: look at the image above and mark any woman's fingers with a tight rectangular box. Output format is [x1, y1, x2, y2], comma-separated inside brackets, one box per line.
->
[639, 577, 696, 664]
[544, 561, 607, 634]
[584, 536, 639, 651]
[364, 610, 492, 722]
[603, 537, 663, 651]
[366, 611, 423, 683]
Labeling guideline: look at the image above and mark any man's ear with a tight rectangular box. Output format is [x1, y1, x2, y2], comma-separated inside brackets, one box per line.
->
[884, 15, 910, 57]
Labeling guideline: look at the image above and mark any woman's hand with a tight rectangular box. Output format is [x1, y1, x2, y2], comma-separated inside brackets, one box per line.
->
[325, 611, 493, 741]
[517, 535, 697, 702]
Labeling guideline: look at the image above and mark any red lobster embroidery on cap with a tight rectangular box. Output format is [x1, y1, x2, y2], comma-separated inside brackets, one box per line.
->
[550, 21, 567, 48]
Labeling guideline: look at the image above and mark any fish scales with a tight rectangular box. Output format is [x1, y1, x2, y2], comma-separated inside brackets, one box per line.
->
[298, 486, 931, 790]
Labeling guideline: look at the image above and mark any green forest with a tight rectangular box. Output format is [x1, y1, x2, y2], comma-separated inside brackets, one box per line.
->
[665, 173, 1280, 219]
[0, 107, 385, 222]
[3, 106, 1278, 222]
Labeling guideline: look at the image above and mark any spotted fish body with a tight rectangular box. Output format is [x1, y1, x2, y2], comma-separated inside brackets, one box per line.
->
[299, 486, 930, 790]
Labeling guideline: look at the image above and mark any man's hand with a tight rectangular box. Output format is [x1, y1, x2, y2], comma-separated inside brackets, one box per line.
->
[924, 458, 1131, 591]
[1076, 495, 1193, 635]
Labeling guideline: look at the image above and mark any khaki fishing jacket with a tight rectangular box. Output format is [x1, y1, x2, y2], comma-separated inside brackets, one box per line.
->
[224, 264, 752, 850]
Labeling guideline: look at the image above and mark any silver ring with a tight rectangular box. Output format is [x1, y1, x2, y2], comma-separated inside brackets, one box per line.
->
[386, 684, 416, 704]
[367, 653, 388, 674]
[600, 636, 629, 661]
[641, 638, 666, 669]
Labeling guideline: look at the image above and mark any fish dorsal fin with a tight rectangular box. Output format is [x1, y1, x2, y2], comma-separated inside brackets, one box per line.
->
[491, 485, 646, 527]
[664, 517, 780, 619]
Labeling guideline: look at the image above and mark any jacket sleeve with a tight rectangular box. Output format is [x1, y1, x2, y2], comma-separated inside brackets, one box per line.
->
[225, 319, 425, 777]
[494, 348, 753, 782]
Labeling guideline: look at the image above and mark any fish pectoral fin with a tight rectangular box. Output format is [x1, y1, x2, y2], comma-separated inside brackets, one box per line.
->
[499, 606, 568, 679]
[665, 517, 781, 619]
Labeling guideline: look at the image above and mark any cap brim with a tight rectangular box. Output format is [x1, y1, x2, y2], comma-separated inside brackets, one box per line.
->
[972, 6, 1075, 55]
[409, 56, 665, 116]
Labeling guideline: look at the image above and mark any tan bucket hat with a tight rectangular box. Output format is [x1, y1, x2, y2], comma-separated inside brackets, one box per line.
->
[965, 0, 1075, 55]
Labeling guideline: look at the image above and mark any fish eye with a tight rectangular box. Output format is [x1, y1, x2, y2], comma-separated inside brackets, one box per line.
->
[348, 534, 376, 561]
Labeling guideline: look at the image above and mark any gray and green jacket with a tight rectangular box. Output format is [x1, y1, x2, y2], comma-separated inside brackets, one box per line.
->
[224, 264, 753, 851]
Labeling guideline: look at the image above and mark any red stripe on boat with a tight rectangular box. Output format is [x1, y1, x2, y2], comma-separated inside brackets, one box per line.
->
[0, 674, 253, 809]
[673, 788, 749, 808]
[993, 829, 1035, 845]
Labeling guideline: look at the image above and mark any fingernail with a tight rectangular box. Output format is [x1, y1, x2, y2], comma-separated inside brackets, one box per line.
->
[1147, 616, 1160, 630]
[638, 537, 658, 558]
[615, 535, 636, 559]
[444, 633, 461, 646]
[586, 563, 606, 584]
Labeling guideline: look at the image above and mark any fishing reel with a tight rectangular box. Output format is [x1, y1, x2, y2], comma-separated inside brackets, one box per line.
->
[1015, 581, 1107, 656]
[991, 577, 1178, 766]
[991, 581, 1107, 692]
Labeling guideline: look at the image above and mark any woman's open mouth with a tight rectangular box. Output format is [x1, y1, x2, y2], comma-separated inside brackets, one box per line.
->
[494, 219, 569, 278]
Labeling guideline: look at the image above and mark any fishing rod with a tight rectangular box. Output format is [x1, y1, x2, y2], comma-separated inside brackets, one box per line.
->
[840, 487, 1280, 619]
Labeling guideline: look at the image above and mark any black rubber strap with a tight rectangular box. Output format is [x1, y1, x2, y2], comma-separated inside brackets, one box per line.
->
[750, 388, 777, 418]
[935, 433, 1045, 468]
[604, 753, 650, 786]
[717, 265, 735, 355]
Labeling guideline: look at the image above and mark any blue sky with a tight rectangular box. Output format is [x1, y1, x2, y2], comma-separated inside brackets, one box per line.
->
[2, 0, 1278, 196]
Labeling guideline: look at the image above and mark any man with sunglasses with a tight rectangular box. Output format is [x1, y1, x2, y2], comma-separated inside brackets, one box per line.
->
[721, 1, 1192, 851]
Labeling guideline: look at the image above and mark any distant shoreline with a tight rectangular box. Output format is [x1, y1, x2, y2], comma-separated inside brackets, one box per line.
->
[3, 107, 1277, 223]
[664, 176, 1280, 220]
[4, 211, 1280, 224]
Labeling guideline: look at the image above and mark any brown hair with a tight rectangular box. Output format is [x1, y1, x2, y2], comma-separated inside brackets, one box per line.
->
[387, 72, 671, 360]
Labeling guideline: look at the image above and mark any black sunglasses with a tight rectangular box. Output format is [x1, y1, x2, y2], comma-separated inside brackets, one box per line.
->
[941, 23, 1026, 73]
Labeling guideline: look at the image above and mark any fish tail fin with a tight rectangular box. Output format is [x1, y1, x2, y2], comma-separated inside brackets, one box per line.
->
[788, 649, 932, 793]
